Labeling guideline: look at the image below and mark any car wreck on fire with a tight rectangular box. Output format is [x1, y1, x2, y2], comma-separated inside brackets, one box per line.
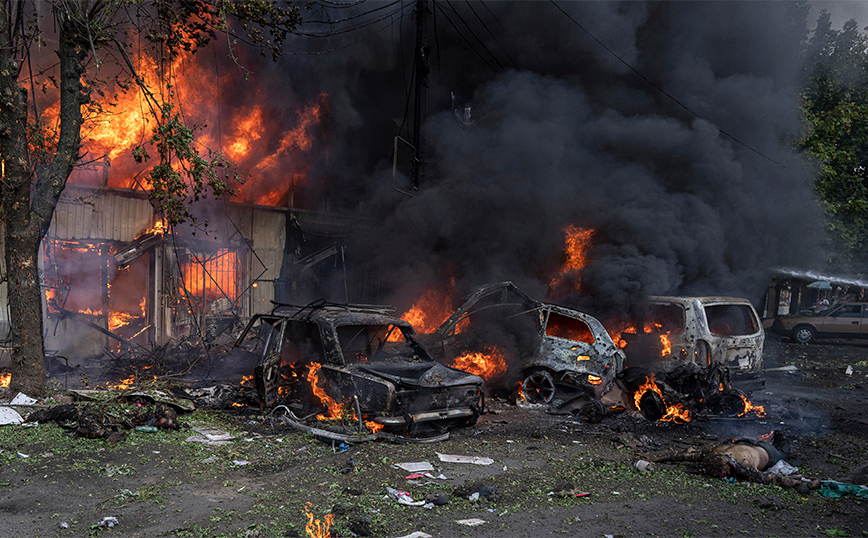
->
[616, 296, 765, 392]
[417, 282, 625, 419]
[235, 302, 484, 434]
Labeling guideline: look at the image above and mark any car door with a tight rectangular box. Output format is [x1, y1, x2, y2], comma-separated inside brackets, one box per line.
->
[820, 304, 863, 336]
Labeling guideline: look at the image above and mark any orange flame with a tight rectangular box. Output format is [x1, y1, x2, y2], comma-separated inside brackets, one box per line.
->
[106, 375, 136, 390]
[181, 249, 239, 300]
[0, 372, 11, 388]
[307, 362, 345, 420]
[737, 393, 767, 418]
[633, 374, 691, 423]
[548, 225, 594, 297]
[659, 334, 671, 356]
[307, 363, 386, 432]
[450, 346, 507, 381]
[303, 503, 334, 538]
[397, 286, 457, 335]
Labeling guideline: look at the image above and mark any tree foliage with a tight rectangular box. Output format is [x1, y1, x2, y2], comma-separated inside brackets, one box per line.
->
[801, 11, 868, 266]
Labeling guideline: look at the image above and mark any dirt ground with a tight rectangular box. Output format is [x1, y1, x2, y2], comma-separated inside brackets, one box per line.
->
[1, 334, 867, 538]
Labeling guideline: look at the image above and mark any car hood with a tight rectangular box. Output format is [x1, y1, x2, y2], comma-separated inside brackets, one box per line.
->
[354, 361, 482, 388]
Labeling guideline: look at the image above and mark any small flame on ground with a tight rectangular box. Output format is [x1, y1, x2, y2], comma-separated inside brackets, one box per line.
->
[106, 375, 136, 390]
[303, 503, 334, 538]
[0, 372, 11, 388]
[450, 346, 507, 380]
[737, 393, 767, 417]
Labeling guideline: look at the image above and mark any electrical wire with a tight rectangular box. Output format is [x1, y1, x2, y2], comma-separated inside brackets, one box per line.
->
[432, 1, 500, 74]
[549, 0, 787, 169]
[294, 4, 404, 38]
[463, 0, 518, 70]
[302, 0, 402, 25]
[442, 0, 505, 71]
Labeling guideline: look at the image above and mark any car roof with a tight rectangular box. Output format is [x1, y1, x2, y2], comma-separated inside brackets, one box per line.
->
[649, 296, 756, 306]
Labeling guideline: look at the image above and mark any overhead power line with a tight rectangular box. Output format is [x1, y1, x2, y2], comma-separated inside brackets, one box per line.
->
[549, 0, 787, 169]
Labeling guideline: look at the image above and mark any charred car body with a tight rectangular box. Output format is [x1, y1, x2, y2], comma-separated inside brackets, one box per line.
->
[236, 302, 484, 433]
[618, 296, 765, 392]
[419, 282, 625, 416]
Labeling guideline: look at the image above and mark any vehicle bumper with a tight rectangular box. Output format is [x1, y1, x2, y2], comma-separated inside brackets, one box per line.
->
[374, 408, 476, 425]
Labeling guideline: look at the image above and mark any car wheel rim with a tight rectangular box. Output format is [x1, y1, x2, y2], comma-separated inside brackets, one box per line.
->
[521, 371, 555, 404]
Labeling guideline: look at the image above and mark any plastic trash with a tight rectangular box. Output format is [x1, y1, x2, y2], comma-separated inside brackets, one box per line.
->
[767, 460, 798, 476]
[845, 365, 854, 376]
[818, 480, 868, 499]
[135, 426, 158, 433]
[386, 487, 427, 506]
[98, 517, 119, 528]
[455, 518, 486, 526]
[395, 533, 432, 538]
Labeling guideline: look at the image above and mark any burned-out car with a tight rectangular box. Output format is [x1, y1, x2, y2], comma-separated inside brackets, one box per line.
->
[235, 303, 484, 433]
[418, 282, 625, 415]
[617, 296, 765, 392]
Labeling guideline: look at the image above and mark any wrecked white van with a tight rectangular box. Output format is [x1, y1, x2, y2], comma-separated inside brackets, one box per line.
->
[619, 296, 765, 392]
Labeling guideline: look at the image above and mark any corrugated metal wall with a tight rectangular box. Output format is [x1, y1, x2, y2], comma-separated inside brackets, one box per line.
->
[48, 189, 155, 242]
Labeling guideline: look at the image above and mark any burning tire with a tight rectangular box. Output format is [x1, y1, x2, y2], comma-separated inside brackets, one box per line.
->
[521, 370, 556, 404]
[637, 388, 666, 422]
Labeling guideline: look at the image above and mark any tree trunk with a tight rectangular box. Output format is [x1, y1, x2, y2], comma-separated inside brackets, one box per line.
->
[0, 3, 88, 396]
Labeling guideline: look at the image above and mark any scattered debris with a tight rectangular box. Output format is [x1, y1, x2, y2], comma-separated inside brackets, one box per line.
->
[455, 518, 486, 526]
[436, 453, 494, 465]
[634, 459, 655, 472]
[10, 392, 38, 406]
[385, 487, 427, 506]
[98, 516, 119, 528]
[395, 533, 432, 538]
[395, 462, 435, 473]
[0, 406, 23, 425]
[185, 426, 235, 446]
[818, 480, 868, 500]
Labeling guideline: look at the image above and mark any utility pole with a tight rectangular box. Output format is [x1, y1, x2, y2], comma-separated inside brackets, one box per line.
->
[411, 0, 430, 189]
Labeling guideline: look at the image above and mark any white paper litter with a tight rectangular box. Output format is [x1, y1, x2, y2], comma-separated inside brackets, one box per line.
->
[395, 533, 432, 538]
[10, 393, 37, 406]
[456, 518, 486, 526]
[0, 406, 23, 425]
[185, 427, 235, 446]
[395, 461, 435, 473]
[437, 453, 494, 465]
